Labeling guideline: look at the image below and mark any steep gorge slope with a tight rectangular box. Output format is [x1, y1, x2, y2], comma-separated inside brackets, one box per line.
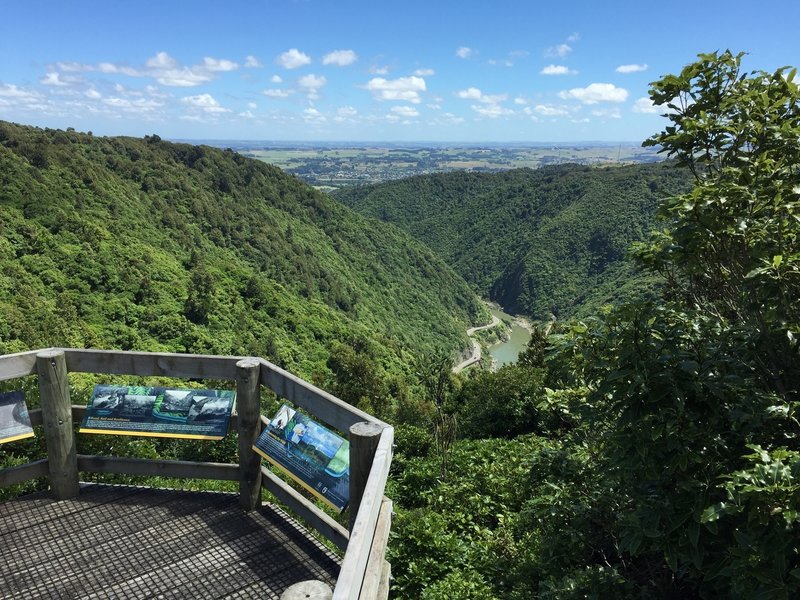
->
[0, 121, 484, 378]
[335, 163, 691, 319]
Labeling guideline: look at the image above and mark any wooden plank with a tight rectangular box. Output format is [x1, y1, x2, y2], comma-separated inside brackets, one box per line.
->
[63, 348, 242, 380]
[76, 455, 239, 481]
[0, 349, 43, 381]
[333, 426, 393, 600]
[236, 358, 262, 510]
[376, 560, 391, 600]
[258, 359, 385, 433]
[260, 466, 349, 551]
[0, 459, 49, 488]
[348, 421, 384, 532]
[37, 350, 79, 499]
[358, 498, 392, 600]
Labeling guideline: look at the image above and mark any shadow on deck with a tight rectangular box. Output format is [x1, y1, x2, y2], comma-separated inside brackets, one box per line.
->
[1, 483, 340, 599]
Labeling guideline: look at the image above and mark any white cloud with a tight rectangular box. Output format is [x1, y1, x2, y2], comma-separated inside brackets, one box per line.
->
[244, 55, 263, 68]
[270, 75, 283, 83]
[567, 32, 581, 42]
[247, 101, 257, 109]
[146, 52, 177, 70]
[303, 107, 326, 122]
[456, 87, 482, 100]
[181, 93, 230, 113]
[40, 72, 71, 86]
[545, 43, 572, 58]
[337, 106, 357, 117]
[391, 105, 419, 117]
[262, 88, 292, 98]
[202, 57, 238, 72]
[414, 68, 435, 76]
[298, 73, 326, 99]
[559, 83, 628, 104]
[441, 112, 464, 124]
[616, 63, 648, 74]
[456, 46, 473, 59]
[591, 107, 622, 119]
[298, 74, 326, 89]
[534, 104, 570, 116]
[365, 76, 426, 103]
[238, 110, 254, 118]
[85, 89, 102, 99]
[471, 104, 513, 118]
[632, 96, 662, 114]
[0, 84, 43, 102]
[540, 64, 577, 75]
[456, 87, 506, 104]
[369, 65, 390, 75]
[514, 97, 530, 105]
[427, 103, 442, 110]
[323, 49, 357, 66]
[276, 48, 311, 69]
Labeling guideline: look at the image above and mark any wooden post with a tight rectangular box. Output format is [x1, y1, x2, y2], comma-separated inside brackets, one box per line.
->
[348, 421, 384, 532]
[236, 358, 262, 510]
[37, 350, 79, 500]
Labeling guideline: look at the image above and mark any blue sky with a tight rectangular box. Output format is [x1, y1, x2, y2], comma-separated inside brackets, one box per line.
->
[1, 0, 797, 142]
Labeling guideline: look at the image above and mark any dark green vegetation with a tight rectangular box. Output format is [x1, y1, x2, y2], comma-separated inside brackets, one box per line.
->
[2, 50, 799, 600]
[0, 120, 485, 389]
[386, 51, 800, 598]
[335, 161, 692, 320]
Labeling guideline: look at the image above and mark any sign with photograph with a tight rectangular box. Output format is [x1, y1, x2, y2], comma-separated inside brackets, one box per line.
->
[79, 385, 235, 440]
[253, 404, 350, 511]
[0, 390, 35, 444]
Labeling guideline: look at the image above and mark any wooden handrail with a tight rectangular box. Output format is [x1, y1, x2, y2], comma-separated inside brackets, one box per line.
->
[0, 348, 393, 599]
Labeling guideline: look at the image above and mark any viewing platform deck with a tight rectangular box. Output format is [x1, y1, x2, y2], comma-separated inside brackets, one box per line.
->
[0, 349, 393, 599]
[1, 483, 340, 599]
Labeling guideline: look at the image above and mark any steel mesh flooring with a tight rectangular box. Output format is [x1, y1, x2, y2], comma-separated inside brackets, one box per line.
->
[0, 483, 340, 599]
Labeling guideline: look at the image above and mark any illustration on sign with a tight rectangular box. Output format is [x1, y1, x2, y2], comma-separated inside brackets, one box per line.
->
[0, 390, 34, 444]
[253, 404, 350, 511]
[80, 385, 235, 440]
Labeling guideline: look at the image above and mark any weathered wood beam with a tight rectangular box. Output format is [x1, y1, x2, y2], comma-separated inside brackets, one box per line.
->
[0, 349, 43, 381]
[37, 350, 79, 500]
[0, 459, 49, 488]
[236, 358, 262, 510]
[260, 466, 350, 552]
[358, 497, 393, 600]
[76, 455, 239, 481]
[63, 348, 242, 380]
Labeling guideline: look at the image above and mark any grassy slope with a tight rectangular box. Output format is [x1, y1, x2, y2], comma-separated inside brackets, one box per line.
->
[334, 163, 691, 319]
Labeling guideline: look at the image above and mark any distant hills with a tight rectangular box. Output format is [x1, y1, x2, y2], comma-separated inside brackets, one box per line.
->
[0, 121, 484, 378]
[334, 163, 692, 319]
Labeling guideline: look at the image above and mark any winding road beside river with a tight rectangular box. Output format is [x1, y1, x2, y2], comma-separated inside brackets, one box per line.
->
[452, 315, 501, 373]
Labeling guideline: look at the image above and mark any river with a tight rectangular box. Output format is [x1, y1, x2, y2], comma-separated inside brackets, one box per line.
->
[487, 305, 532, 369]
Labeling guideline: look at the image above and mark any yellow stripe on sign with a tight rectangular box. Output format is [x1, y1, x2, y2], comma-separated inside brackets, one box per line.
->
[79, 428, 222, 441]
[0, 431, 35, 444]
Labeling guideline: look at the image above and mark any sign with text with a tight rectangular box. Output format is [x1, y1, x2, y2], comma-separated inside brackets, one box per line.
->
[0, 390, 34, 444]
[79, 385, 235, 440]
[253, 404, 350, 511]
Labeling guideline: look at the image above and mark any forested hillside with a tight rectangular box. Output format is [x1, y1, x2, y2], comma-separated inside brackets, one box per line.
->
[0, 121, 485, 385]
[335, 162, 691, 319]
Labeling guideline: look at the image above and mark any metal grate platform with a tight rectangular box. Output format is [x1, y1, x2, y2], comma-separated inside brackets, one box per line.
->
[0, 483, 341, 599]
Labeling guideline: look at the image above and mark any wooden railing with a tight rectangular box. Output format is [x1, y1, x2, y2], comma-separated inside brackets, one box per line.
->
[0, 348, 393, 600]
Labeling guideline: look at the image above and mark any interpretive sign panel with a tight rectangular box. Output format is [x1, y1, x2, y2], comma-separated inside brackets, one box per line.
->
[253, 404, 350, 511]
[0, 390, 34, 444]
[79, 385, 235, 440]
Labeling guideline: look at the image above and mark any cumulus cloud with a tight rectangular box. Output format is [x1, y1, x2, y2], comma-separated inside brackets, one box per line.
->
[247, 102, 257, 109]
[276, 48, 311, 69]
[244, 55, 263, 68]
[616, 63, 648, 74]
[270, 75, 283, 83]
[181, 93, 230, 113]
[456, 87, 506, 104]
[471, 104, 513, 118]
[591, 107, 622, 119]
[323, 49, 357, 66]
[567, 32, 581, 42]
[534, 104, 570, 116]
[456, 46, 473, 59]
[298, 73, 326, 99]
[40, 72, 76, 86]
[303, 107, 326, 123]
[632, 96, 662, 114]
[540, 64, 577, 75]
[369, 65, 390, 75]
[391, 105, 419, 117]
[559, 83, 628, 104]
[365, 76, 426, 103]
[85, 88, 102, 99]
[545, 43, 572, 58]
[337, 106, 357, 117]
[514, 97, 530, 105]
[262, 88, 292, 98]
[201, 57, 238, 72]
[0, 83, 44, 104]
[414, 68, 435, 76]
